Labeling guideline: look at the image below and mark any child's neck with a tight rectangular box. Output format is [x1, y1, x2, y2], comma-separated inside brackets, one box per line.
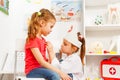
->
[36, 34, 42, 39]
[67, 52, 73, 56]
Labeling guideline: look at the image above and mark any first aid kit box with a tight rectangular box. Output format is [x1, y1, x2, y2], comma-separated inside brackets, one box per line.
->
[100, 56, 120, 80]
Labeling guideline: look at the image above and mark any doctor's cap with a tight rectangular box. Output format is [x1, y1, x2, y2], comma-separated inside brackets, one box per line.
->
[64, 24, 82, 48]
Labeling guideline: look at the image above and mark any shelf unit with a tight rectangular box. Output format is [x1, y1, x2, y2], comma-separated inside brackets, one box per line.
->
[84, 0, 120, 79]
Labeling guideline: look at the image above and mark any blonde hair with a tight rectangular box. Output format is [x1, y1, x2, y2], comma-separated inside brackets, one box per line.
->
[26, 8, 56, 42]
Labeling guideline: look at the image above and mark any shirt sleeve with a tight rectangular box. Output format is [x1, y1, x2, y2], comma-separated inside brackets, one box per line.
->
[51, 57, 61, 69]
[25, 39, 39, 49]
[60, 55, 83, 73]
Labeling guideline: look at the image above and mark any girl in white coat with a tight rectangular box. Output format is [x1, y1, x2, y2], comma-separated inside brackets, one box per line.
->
[52, 27, 86, 80]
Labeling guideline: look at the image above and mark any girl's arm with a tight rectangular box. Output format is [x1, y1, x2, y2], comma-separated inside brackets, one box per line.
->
[31, 48, 72, 80]
[46, 41, 55, 63]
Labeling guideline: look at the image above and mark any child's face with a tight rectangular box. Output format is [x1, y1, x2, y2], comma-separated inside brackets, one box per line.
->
[41, 20, 56, 36]
[60, 39, 72, 55]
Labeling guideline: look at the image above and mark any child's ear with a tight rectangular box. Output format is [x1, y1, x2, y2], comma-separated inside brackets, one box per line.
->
[72, 46, 78, 53]
[39, 20, 46, 27]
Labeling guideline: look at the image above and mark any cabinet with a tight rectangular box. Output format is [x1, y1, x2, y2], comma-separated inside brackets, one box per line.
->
[84, 0, 120, 79]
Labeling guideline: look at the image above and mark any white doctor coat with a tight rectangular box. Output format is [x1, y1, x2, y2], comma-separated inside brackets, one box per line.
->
[52, 53, 84, 80]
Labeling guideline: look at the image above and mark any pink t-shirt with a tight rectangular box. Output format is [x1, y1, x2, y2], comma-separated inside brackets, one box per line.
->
[25, 37, 48, 74]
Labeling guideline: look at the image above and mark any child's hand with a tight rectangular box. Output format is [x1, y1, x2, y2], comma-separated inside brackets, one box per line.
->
[59, 71, 72, 80]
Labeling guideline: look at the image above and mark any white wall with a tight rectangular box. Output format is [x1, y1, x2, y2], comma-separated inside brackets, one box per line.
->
[0, 0, 51, 54]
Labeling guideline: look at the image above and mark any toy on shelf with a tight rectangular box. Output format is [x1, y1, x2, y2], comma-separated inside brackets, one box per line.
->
[88, 41, 103, 54]
[103, 50, 117, 54]
[86, 77, 103, 80]
[107, 3, 120, 24]
[109, 36, 120, 54]
[94, 15, 103, 25]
